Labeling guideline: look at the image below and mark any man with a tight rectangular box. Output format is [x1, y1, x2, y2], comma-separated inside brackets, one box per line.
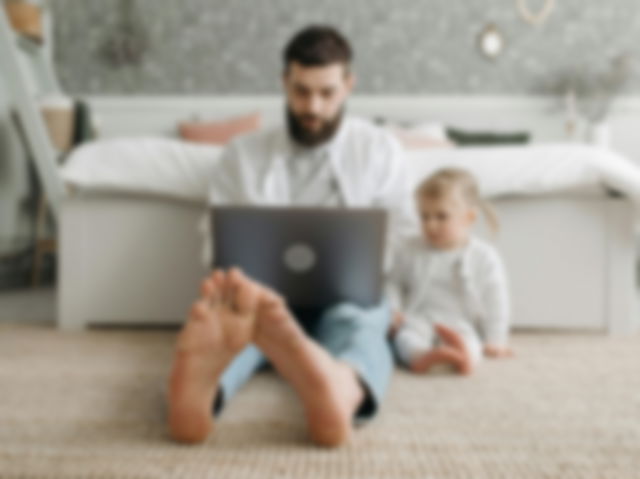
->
[167, 25, 416, 447]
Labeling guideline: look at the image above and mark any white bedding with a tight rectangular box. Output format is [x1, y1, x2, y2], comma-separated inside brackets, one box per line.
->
[60, 137, 640, 204]
[60, 138, 223, 202]
[406, 144, 640, 200]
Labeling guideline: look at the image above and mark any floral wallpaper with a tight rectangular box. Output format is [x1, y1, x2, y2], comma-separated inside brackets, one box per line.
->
[51, 0, 640, 94]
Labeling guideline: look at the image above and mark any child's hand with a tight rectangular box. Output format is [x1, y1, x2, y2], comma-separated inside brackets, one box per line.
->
[483, 344, 514, 358]
[388, 311, 405, 338]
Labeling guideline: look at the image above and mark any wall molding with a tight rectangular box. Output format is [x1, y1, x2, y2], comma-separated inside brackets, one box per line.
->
[85, 94, 640, 109]
[83, 94, 640, 162]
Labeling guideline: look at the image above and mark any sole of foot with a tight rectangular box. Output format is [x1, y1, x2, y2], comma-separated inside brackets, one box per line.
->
[254, 292, 364, 447]
[167, 268, 261, 443]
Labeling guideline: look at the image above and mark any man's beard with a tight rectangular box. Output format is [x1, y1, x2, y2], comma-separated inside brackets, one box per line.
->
[286, 105, 345, 148]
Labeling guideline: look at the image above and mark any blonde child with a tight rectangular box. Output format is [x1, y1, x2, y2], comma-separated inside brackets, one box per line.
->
[387, 168, 512, 374]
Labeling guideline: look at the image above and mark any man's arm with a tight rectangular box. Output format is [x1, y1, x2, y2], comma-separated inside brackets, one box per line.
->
[200, 139, 250, 268]
[208, 139, 249, 206]
[370, 132, 419, 272]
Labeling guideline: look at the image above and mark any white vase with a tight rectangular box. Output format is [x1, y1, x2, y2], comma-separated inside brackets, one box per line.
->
[586, 122, 611, 148]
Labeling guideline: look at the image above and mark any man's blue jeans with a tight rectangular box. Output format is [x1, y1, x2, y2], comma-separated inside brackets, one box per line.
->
[213, 300, 393, 421]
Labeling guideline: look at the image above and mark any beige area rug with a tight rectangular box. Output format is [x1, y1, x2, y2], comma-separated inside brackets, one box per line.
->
[1, 322, 639, 479]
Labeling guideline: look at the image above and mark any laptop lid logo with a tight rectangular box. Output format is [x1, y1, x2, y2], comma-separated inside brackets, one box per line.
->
[283, 243, 316, 273]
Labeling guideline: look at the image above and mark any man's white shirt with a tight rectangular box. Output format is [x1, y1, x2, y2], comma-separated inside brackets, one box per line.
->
[205, 115, 418, 269]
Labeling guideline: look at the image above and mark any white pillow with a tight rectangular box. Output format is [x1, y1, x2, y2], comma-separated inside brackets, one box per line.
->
[404, 122, 449, 141]
[60, 137, 223, 202]
[383, 121, 454, 149]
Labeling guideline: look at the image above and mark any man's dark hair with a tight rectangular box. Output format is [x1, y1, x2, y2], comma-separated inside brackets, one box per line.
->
[283, 25, 353, 72]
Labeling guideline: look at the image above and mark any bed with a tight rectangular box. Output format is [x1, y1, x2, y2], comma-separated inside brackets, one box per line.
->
[57, 131, 640, 334]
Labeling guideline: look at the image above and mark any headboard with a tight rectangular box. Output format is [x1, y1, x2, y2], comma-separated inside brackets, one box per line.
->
[87, 95, 564, 138]
[85, 94, 640, 163]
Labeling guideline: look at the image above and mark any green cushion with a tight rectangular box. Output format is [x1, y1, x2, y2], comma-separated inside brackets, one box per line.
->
[446, 127, 530, 146]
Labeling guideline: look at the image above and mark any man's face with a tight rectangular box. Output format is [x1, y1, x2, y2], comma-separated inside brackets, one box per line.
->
[283, 61, 355, 147]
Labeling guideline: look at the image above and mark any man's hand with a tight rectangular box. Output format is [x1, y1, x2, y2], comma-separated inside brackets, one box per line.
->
[483, 344, 514, 358]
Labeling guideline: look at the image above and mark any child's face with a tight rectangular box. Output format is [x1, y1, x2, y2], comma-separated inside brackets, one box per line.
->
[418, 190, 477, 249]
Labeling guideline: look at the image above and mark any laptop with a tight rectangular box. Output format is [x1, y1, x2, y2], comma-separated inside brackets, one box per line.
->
[211, 206, 387, 309]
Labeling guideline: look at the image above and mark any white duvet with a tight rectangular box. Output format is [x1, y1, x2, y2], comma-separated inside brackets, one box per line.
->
[60, 137, 640, 204]
[406, 144, 640, 201]
[60, 138, 223, 202]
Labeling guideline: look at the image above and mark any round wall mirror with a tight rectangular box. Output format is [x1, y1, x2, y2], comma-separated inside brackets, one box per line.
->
[478, 24, 505, 60]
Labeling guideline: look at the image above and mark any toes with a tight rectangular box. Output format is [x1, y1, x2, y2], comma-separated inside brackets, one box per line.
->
[411, 346, 465, 374]
[215, 269, 232, 306]
[224, 267, 242, 304]
[459, 361, 474, 375]
[201, 269, 226, 306]
[215, 267, 276, 317]
[235, 283, 259, 316]
[434, 323, 467, 352]
[221, 268, 241, 306]
[226, 267, 243, 288]
[212, 270, 226, 292]
[188, 300, 209, 321]
[260, 287, 285, 310]
[256, 288, 291, 325]
[227, 268, 259, 316]
[199, 278, 216, 302]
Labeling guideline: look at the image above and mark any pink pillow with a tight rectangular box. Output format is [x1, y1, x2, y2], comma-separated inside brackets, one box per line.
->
[178, 112, 261, 144]
[390, 127, 455, 150]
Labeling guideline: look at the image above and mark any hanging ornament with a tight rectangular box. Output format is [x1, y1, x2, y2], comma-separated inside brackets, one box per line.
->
[517, 0, 556, 26]
[478, 24, 505, 60]
[99, 0, 148, 67]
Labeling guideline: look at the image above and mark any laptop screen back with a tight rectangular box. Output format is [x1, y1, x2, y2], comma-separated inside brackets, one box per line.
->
[211, 207, 387, 309]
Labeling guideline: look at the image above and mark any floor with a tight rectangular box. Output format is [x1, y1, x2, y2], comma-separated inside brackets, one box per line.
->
[1, 288, 640, 478]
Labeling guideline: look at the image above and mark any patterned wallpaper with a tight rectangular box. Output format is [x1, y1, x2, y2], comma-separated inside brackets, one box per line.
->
[51, 0, 640, 95]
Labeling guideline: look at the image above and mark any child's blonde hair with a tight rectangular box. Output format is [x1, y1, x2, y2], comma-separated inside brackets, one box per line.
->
[415, 168, 499, 234]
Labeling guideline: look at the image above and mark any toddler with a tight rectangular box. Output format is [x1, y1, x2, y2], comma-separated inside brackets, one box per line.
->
[387, 168, 512, 374]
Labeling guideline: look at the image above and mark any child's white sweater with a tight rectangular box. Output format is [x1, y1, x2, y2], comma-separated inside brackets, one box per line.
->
[386, 235, 511, 347]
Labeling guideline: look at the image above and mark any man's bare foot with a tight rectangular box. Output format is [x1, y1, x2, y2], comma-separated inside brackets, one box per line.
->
[254, 293, 365, 447]
[167, 268, 261, 443]
[410, 323, 473, 375]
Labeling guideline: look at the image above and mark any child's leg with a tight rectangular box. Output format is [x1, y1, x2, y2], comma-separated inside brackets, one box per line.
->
[392, 322, 463, 374]
[430, 322, 481, 375]
[393, 323, 434, 368]
[394, 321, 475, 374]
[453, 323, 483, 368]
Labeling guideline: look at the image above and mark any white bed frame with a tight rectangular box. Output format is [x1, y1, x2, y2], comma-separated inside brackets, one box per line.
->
[56, 96, 640, 333]
[58, 192, 638, 334]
